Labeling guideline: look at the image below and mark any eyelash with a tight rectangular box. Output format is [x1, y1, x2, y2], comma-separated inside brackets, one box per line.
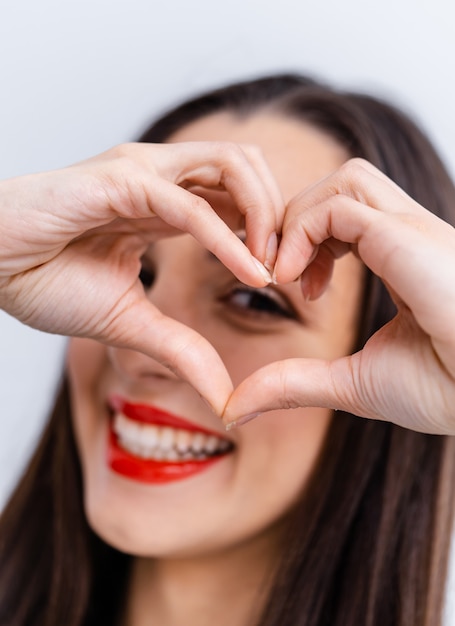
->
[222, 287, 296, 320]
[138, 263, 297, 322]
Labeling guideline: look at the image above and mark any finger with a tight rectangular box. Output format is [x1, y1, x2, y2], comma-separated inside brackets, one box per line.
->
[274, 159, 426, 283]
[103, 297, 234, 415]
[289, 158, 424, 218]
[299, 243, 337, 301]
[239, 144, 284, 267]
[274, 194, 380, 284]
[276, 186, 455, 346]
[240, 144, 284, 227]
[4, 143, 281, 286]
[138, 179, 272, 286]
[155, 142, 284, 265]
[222, 356, 374, 428]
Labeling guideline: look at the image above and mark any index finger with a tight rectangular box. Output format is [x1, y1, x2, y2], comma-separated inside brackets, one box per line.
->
[274, 158, 426, 284]
[161, 141, 284, 266]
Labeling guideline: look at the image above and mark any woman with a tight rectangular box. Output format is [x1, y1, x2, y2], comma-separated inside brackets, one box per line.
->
[0, 74, 454, 626]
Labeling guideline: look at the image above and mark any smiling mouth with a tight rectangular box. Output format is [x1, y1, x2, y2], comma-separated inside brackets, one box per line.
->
[113, 412, 232, 462]
[106, 397, 234, 483]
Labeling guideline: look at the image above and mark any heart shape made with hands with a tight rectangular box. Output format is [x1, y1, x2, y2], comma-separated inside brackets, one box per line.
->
[121, 187, 329, 425]
[129, 229, 362, 430]
[128, 160, 455, 434]
[5, 148, 452, 434]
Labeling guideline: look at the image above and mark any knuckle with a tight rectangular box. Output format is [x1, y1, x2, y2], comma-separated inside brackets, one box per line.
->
[188, 192, 209, 213]
[105, 142, 138, 161]
[329, 193, 351, 211]
[216, 142, 247, 166]
[339, 157, 369, 181]
[177, 193, 210, 231]
[239, 143, 263, 160]
[277, 362, 298, 409]
[101, 144, 158, 183]
[285, 208, 308, 234]
[104, 144, 156, 181]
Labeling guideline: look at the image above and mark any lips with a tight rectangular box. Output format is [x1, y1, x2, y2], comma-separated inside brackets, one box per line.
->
[107, 396, 233, 484]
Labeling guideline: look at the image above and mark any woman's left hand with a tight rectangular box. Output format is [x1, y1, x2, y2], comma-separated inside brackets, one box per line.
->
[223, 159, 455, 435]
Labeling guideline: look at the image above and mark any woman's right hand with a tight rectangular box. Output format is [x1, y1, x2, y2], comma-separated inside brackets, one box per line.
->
[0, 142, 282, 412]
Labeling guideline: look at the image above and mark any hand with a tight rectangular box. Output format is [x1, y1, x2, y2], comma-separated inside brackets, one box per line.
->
[223, 159, 455, 434]
[0, 142, 283, 413]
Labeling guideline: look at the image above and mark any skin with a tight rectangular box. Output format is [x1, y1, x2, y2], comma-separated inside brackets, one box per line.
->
[2, 116, 454, 435]
[226, 158, 455, 434]
[67, 113, 363, 625]
[3, 103, 454, 625]
[0, 140, 283, 414]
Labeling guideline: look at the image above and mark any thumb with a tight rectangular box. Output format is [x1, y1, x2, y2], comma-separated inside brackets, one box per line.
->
[98, 298, 234, 416]
[222, 357, 363, 428]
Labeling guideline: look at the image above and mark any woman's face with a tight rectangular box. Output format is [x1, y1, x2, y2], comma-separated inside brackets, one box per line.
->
[67, 112, 363, 558]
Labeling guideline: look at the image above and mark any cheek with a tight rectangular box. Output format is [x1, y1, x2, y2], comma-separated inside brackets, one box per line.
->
[237, 407, 332, 518]
[66, 338, 108, 391]
[214, 330, 330, 387]
[66, 338, 108, 467]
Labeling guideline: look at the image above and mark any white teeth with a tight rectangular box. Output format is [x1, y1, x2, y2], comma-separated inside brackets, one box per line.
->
[205, 435, 219, 453]
[112, 413, 231, 461]
[153, 448, 165, 461]
[165, 449, 179, 461]
[141, 425, 159, 448]
[176, 429, 191, 453]
[141, 446, 154, 460]
[159, 427, 175, 451]
[112, 414, 124, 435]
[114, 413, 140, 443]
[191, 433, 206, 453]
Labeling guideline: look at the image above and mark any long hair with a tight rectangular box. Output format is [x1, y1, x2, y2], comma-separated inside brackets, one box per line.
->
[1, 74, 454, 626]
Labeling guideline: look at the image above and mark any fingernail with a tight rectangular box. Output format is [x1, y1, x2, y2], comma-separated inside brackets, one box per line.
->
[252, 258, 272, 284]
[265, 232, 278, 272]
[224, 412, 262, 431]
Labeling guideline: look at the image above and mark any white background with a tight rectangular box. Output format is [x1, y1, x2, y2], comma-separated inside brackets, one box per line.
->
[1, 0, 454, 618]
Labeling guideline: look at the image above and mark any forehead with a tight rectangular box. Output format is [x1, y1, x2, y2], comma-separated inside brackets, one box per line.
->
[167, 112, 349, 202]
[165, 112, 363, 337]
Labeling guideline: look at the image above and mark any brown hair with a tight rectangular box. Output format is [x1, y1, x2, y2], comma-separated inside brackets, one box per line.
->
[1, 74, 454, 626]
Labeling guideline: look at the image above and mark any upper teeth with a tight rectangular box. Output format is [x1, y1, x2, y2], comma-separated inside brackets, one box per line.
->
[113, 413, 231, 461]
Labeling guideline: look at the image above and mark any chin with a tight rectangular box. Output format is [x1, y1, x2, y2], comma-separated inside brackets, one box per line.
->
[82, 479, 285, 561]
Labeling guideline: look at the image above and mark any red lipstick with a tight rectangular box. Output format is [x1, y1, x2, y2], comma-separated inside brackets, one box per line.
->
[109, 395, 223, 436]
[107, 396, 231, 484]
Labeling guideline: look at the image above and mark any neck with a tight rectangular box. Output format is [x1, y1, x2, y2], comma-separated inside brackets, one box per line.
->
[122, 531, 282, 626]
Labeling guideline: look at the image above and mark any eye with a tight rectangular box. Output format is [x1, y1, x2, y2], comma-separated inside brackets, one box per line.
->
[223, 287, 296, 320]
[138, 262, 155, 290]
